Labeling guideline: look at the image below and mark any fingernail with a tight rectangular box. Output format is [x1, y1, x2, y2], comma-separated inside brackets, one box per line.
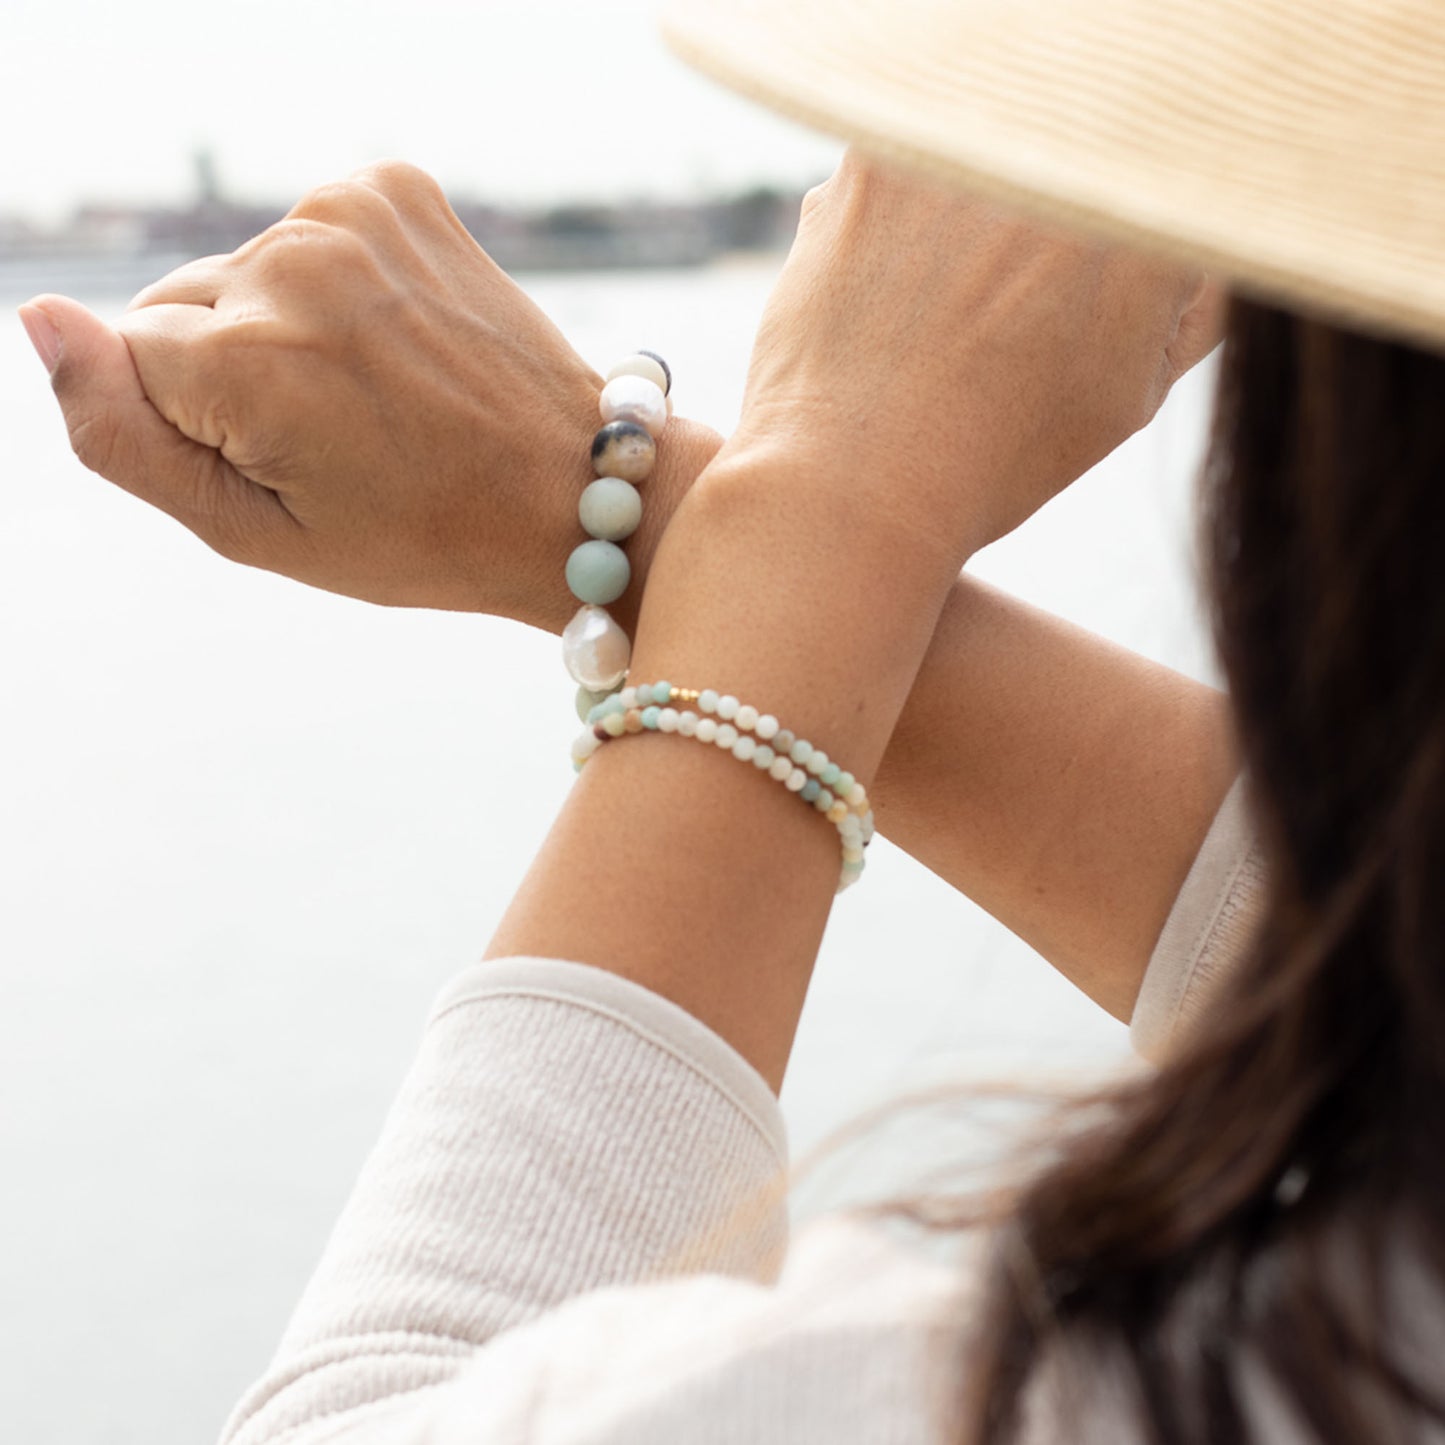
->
[18, 305, 62, 374]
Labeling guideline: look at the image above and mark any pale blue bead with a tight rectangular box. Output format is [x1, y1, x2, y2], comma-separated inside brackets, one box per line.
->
[578, 477, 643, 543]
[653, 680, 672, 702]
[836, 771, 855, 796]
[698, 689, 720, 714]
[801, 779, 821, 803]
[791, 739, 814, 766]
[641, 706, 661, 730]
[821, 763, 842, 787]
[566, 541, 631, 606]
[817, 789, 835, 811]
[636, 683, 655, 706]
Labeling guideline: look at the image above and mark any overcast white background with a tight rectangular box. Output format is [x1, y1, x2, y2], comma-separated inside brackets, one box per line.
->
[1, 0, 842, 221]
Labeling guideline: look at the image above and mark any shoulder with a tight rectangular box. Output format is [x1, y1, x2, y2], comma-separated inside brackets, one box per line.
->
[414, 1215, 979, 1445]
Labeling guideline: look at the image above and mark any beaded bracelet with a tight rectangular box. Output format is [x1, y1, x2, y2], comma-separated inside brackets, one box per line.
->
[571, 684, 876, 893]
[561, 352, 673, 716]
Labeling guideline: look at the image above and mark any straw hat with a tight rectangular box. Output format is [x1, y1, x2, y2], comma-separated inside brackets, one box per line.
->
[661, 0, 1445, 352]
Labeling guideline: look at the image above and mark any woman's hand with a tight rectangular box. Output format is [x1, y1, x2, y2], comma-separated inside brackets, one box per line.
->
[22, 162, 715, 632]
[718, 151, 1223, 563]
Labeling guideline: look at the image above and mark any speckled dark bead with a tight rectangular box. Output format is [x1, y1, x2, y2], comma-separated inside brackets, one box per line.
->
[637, 350, 672, 396]
[591, 420, 657, 484]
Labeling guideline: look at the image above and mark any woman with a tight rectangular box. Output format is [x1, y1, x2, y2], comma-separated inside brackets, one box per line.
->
[17, 0, 1444, 1439]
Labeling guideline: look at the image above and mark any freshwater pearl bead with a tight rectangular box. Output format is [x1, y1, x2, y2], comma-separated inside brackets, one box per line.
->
[753, 745, 775, 770]
[716, 694, 739, 721]
[678, 711, 699, 737]
[591, 421, 656, 484]
[696, 717, 719, 744]
[578, 478, 643, 542]
[715, 723, 739, 749]
[599, 375, 668, 438]
[785, 768, 808, 793]
[658, 708, 680, 733]
[605, 353, 670, 396]
[735, 704, 759, 732]
[732, 736, 756, 762]
[790, 739, 814, 766]
[563, 604, 631, 691]
[566, 540, 630, 606]
[769, 755, 793, 782]
[755, 714, 779, 741]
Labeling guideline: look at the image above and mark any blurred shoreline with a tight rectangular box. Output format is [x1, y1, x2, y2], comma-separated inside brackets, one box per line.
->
[0, 152, 804, 302]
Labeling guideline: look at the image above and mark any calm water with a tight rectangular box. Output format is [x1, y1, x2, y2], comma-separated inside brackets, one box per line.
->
[0, 261, 1218, 1444]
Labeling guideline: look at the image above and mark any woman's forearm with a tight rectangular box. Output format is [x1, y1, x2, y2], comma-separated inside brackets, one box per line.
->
[553, 419, 1236, 1028]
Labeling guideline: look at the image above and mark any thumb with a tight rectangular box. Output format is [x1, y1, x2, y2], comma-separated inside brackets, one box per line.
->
[18, 294, 287, 562]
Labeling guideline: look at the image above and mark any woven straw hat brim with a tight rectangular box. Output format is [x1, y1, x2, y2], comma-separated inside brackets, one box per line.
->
[661, 0, 1445, 353]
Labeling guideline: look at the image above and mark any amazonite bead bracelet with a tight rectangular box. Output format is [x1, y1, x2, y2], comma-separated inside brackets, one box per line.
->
[571, 684, 875, 893]
[561, 351, 673, 715]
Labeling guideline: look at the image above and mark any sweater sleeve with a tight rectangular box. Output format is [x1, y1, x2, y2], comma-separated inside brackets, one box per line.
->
[1130, 774, 1269, 1061]
[220, 957, 789, 1445]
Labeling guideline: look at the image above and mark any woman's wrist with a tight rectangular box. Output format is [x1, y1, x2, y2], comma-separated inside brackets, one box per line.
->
[530, 414, 724, 639]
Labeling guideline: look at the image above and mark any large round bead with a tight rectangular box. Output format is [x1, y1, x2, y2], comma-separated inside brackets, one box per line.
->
[599, 375, 668, 438]
[566, 540, 631, 605]
[591, 421, 657, 483]
[562, 605, 631, 692]
[578, 477, 643, 542]
[605, 352, 671, 396]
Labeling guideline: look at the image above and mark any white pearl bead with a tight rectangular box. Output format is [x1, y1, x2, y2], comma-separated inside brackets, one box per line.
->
[768, 755, 793, 782]
[755, 715, 779, 741]
[785, 768, 808, 792]
[732, 736, 757, 762]
[605, 354, 669, 395]
[599, 375, 668, 438]
[715, 723, 739, 749]
[678, 711, 699, 737]
[716, 694, 739, 721]
[735, 704, 759, 732]
[696, 717, 719, 744]
[571, 731, 601, 765]
[562, 605, 631, 692]
[657, 708, 680, 733]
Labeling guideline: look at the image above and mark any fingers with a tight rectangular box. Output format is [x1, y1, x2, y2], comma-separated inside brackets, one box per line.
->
[128, 253, 231, 312]
[1169, 277, 1229, 377]
[116, 302, 240, 452]
[22, 294, 297, 566]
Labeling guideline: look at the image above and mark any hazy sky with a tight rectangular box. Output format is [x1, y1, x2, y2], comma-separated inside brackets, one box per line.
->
[2, 0, 843, 221]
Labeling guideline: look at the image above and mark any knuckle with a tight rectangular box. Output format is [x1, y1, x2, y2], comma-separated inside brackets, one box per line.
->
[250, 217, 381, 287]
[355, 158, 447, 210]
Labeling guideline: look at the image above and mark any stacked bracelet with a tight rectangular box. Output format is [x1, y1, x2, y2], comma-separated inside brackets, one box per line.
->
[571, 684, 876, 893]
[561, 352, 673, 715]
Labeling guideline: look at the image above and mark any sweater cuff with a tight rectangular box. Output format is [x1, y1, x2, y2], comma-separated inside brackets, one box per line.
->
[1130, 775, 1268, 1061]
[431, 955, 787, 1167]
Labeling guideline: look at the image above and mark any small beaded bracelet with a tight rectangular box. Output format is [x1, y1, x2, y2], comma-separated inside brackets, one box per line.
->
[561, 352, 674, 717]
[571, 684, 876, 893]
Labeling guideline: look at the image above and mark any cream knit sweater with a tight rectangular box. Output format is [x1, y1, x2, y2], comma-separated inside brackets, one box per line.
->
[217, 783, 1317, 1445]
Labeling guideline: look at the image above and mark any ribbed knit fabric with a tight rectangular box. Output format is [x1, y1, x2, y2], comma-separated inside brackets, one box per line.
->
[1130, 774, 1268, 1060]
[216, 790, 1302, 1445]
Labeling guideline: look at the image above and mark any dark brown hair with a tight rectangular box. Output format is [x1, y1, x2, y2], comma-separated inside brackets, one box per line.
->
[953, 299, 1445, 1442]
